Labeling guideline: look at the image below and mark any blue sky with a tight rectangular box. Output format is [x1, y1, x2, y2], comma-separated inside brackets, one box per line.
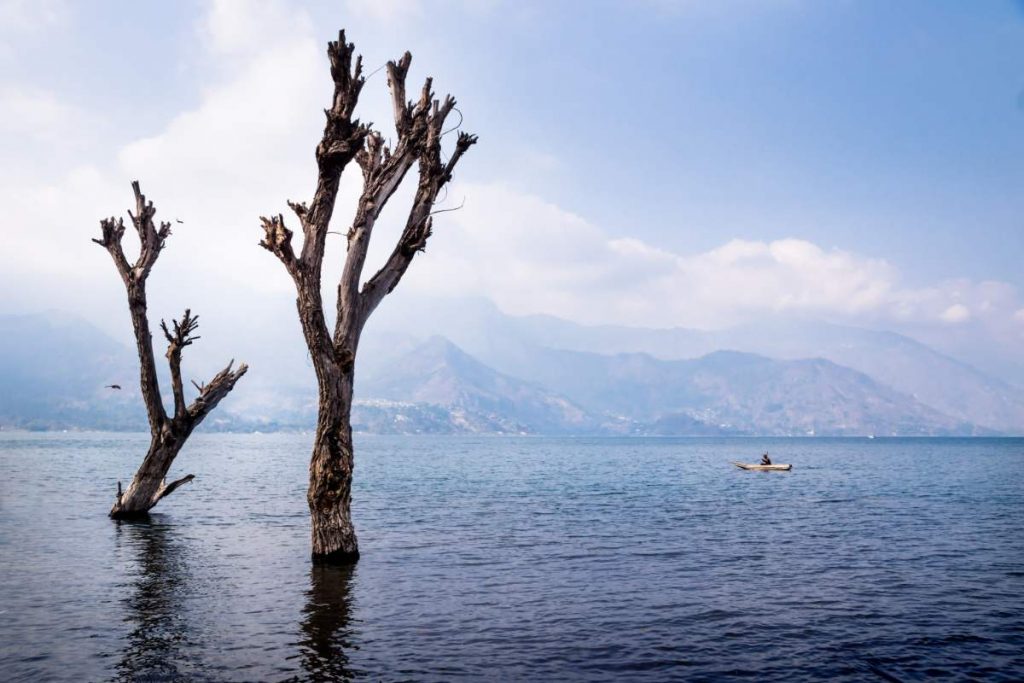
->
[409, 0, 1024, 287]
[1, 0, 1022, 371]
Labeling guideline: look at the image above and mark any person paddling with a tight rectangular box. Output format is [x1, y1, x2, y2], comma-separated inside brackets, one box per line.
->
[760, 452, 772, 465]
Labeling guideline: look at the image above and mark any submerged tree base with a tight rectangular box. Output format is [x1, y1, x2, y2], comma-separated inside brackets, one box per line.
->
[312, 548, 361, 565]
[109, 509, 153, 521]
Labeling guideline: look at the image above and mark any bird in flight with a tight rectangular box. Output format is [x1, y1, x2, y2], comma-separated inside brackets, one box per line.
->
[105, 384, 122, 390]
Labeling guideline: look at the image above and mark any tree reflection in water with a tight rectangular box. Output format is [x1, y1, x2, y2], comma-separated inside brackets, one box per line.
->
[296, 562, 359, 681]
[114, 518, 197, 682]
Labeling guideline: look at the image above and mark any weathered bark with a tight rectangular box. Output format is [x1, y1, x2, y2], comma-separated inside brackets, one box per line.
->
[260, 30, 476, 560]
[304, 361, 359, 559]
[96, 182, 247, 518]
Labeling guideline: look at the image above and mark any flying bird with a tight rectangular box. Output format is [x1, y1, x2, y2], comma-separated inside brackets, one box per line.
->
[105, 384, 122, 390]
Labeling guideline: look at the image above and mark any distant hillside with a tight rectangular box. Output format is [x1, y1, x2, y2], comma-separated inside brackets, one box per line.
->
[0, 311, 995, 436]
[481, 346, 980, 436]
[0, 313, 251, 432]
[364, 296, 1024, 433]
[354, 335, 980, 436]
[0, 313, 144, 430]
[703, 321, 1024, 434]
[357, 337, 617, 434]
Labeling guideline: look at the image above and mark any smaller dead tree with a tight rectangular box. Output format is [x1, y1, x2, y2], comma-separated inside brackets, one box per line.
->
[95, 181, 247, 518]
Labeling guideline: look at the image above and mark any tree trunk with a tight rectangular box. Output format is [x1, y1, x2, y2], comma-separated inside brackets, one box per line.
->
[110, 436, 190, 518]
[308, 366, 359, 560]
[308, 422, 358, 560]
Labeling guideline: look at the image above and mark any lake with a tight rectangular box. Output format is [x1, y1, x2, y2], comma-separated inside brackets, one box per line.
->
[1, 433, 1022, 681]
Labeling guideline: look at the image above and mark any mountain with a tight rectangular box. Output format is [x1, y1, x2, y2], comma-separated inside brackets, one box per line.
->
[354, 334, 979, 436]
[364, 296, 1024, 433]
[491, 346, 979, 436]
[0, 313, 144, 430]
[356, 337, 615, 434]
[0, 312, 255, 432]
[704, 321, 1024, 434]
[0, 310, 1002, 435]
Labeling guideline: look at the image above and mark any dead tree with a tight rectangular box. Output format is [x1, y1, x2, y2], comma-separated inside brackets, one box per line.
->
[95, 181, 248, 518]
[260, 30, 476, 560]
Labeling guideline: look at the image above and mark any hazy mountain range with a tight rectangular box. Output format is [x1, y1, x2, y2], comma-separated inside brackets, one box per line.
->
[363, 297, 1024, 433]
[1, 302, 1021, 436]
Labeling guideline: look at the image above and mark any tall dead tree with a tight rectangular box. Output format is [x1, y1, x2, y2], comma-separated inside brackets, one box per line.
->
[95, 181, 248, 518]
[260, 30, 476, 560]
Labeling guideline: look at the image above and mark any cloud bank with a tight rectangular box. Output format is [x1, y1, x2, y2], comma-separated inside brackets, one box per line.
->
[0, 0, 1020, 365]
[407, 182, 1023, 335]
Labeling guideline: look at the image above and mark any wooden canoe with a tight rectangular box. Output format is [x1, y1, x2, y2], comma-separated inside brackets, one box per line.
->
[731, 462, 792, 471]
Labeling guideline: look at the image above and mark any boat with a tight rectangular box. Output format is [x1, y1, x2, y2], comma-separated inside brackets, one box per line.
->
[731, 462, 792, 471]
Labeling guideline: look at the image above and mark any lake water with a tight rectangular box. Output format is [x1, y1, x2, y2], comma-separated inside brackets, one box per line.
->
[0, 433, 1022, 681]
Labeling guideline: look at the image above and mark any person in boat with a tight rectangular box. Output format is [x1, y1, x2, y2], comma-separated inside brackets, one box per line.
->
[760, 452, 772, 465]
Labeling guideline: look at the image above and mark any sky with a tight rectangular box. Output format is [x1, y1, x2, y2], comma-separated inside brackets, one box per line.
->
[1, 0, 1022, 376]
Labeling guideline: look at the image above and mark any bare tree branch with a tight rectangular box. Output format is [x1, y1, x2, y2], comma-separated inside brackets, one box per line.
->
[186, 359, 249, 427]
[161, 309, 200, 421]
[258, 214, 300, 281]
[443, 131, 479, 183]
[335, 57, 435, 346]
[301, 30, 370, 276]
[386, 52, 412, 131]
[92, 217, 132, 285]
[94, 181, 169, 435]
[259, 31, 374, 362]
[127, 181, 172, 284]
[361, 120, 477, 318]
[152, 473, 195, 505]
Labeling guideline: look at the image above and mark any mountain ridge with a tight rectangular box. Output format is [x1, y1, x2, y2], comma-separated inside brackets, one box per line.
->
[364, 296, 1024, 432]
[0, 310, 1012, 436]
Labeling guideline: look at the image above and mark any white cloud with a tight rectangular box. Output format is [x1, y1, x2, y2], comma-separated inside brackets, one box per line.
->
[0, 86, 79, 141]
[1, 0, 1021, 363]
[403, 182, 1024, 332]
[343, 0, 498, 23]
[199, 0, 311, 57]
[72, 1, 328, 296]
[0, 0, 329, 329]
[345, 0, 424, 22]
[940, 303, 971, 324]
[0, 0, 66, 35]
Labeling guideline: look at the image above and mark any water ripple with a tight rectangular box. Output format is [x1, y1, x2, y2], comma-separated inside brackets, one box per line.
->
[0, 434, 1022, 680]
